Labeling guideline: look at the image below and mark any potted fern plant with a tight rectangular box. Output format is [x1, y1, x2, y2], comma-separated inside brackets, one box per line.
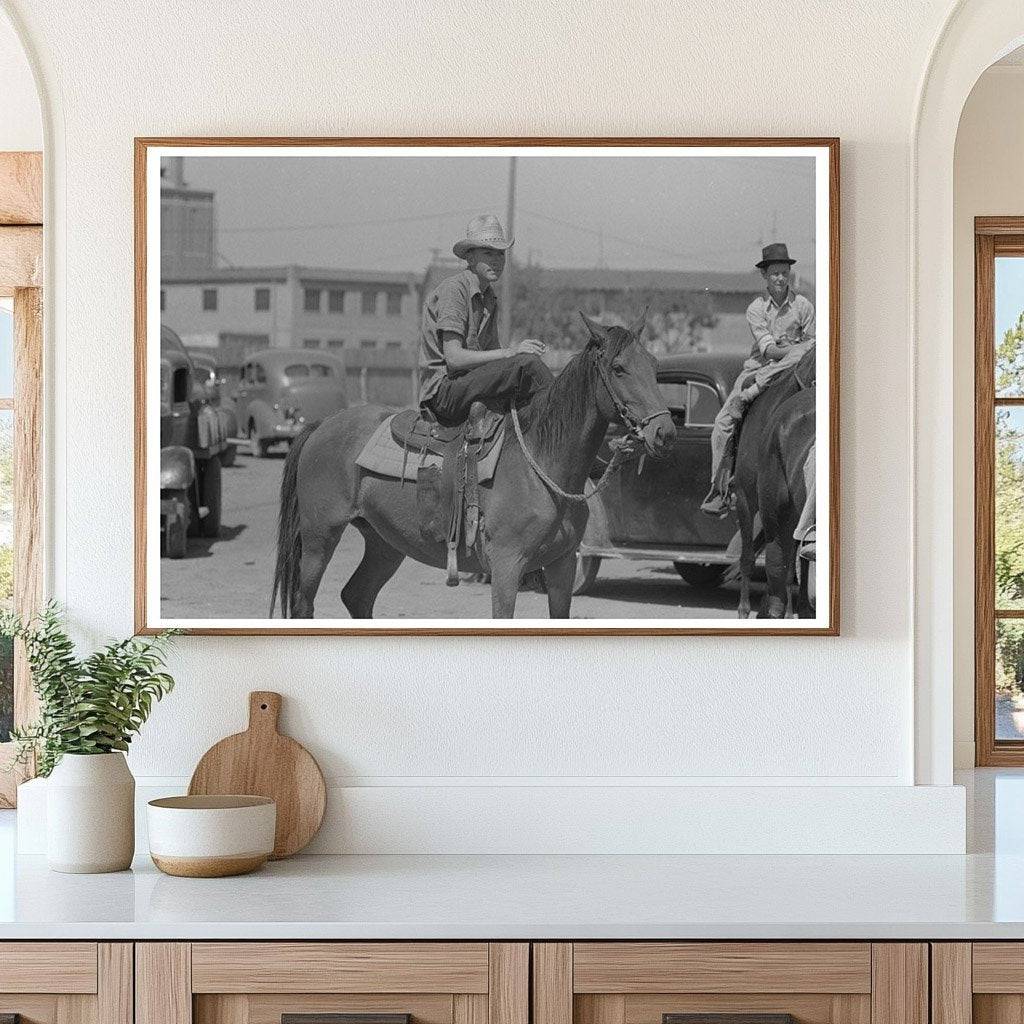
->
[2, 603, 178, 873]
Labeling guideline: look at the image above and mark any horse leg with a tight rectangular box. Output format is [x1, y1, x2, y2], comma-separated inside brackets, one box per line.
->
[543, 548, 577, 620]
[735, 492, 755, 619]
[294, 523, 344, 618]
[760, 539, 788, 618]
[489, 549, 526, 618]
[341, 522, 406, 619]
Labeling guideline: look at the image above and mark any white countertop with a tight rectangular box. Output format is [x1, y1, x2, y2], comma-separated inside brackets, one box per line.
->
[1, 848, 1024, 940]
[1, 770, 1021, 941]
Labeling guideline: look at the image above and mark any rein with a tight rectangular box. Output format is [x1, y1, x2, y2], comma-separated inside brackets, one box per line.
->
[510, 353, 670, 504]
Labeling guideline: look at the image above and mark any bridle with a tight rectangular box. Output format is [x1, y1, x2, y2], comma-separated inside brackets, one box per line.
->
[510, 344, 670, 504]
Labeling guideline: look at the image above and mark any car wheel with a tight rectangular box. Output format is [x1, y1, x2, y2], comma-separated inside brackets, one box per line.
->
[573, 554, 601, 596]
[198, 456, 222, 538]
[164, 491, 188, 559]
[674, 562, 727, 588]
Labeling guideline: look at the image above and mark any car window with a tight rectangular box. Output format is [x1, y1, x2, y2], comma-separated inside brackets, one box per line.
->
[284, 364, 310, 380]
[658, 381, 689, 414]
[310, 363, 334, 378]
[254, 363, 267, 384]
[686, 381, 720, 427]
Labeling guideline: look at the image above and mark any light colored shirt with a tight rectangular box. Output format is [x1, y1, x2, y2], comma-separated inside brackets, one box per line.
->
[418, 269, 499, 405]
[746, 288, 815, 363]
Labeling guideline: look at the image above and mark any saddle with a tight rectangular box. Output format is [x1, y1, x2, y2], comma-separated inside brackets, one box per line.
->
[395, 404, 505, 587]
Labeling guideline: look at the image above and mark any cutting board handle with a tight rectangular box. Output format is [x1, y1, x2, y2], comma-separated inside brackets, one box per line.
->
[248, 691, 282, 734]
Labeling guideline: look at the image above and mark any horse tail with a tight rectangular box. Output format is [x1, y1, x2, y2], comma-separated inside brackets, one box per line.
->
[270, 422, 320, 618]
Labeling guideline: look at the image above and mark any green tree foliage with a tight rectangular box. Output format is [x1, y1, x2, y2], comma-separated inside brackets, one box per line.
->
[0, 603, 179, 776]
[996, 313, 1024, 692]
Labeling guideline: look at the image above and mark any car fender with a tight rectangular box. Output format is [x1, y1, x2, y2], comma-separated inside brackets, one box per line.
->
[160, 445, 196, 491]
[245, 399, 277, 438]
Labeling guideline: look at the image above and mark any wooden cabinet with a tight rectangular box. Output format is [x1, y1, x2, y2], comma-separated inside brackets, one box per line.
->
[136, 943, 528, 1024]
[0, 942, 132, 1024]
[533, 944, 928, 1024]
[931, 943, 1024, 1024]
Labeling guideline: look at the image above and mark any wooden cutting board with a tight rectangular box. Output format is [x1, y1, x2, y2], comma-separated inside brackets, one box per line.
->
[188, 691, 326, 859]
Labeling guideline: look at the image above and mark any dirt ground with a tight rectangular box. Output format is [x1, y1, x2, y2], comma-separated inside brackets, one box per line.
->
[160, 446, 763, 621]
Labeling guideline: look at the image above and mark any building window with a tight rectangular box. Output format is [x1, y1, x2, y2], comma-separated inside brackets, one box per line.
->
[327, 338, 345, 350]
[328, 289, 345, 313]
[361, 290, 377, 316]
[303, 338, 322, 349]
[254, 287, 270, 311]
[976, 218, 1024, 765]
[386, 291, 403, 317]
[160, 289, 166, 312]
[385, 340, 403, 351]
[202, 288, 217, 311]
[304, 287, 321, 313]
[360, 339, 376, 350]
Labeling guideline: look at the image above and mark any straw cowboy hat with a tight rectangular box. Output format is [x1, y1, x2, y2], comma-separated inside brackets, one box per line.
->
[453, 214, 515, 259]
[755, 242, 797, 269]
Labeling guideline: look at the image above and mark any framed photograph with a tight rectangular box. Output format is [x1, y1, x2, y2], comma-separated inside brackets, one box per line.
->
[135, 137, 838, 635]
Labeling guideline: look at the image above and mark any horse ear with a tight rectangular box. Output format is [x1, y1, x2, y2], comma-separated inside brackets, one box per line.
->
[579, 311, 610, 348]
[629, 306, 649, 342]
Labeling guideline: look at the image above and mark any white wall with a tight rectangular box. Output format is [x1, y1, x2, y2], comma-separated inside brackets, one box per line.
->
[0, 0, 977, 851]
[952, 65, 1024, 767]
[0, 7, 39, 151]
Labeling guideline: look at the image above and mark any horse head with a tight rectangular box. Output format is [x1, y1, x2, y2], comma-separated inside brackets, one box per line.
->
[579, 310, 676, 457]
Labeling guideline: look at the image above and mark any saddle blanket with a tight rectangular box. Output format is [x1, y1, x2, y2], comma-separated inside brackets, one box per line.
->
[356, 413, 505, 483]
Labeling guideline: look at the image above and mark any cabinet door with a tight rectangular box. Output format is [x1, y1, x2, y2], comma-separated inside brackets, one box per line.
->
[137, 942, 528, 1024]
[534, 944, 927, 1024]
[936, 943, 1024, 1024]
[0, 942, 132, 1024]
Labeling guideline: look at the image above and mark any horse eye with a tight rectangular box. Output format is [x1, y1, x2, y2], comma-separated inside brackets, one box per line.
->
[612, 363, 626, 375]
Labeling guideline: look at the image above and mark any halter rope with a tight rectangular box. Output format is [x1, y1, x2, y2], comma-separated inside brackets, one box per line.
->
[509, 352, 670, 504]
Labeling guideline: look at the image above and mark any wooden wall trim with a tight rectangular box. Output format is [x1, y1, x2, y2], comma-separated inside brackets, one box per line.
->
[931, 943, 971, 1024]
[0, 152, 42, 225]
[870, 944, 927, 1024]
[136, 942, 192, 1024]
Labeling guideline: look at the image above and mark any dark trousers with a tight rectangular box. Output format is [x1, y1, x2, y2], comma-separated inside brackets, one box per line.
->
[426, 353, 554, 425]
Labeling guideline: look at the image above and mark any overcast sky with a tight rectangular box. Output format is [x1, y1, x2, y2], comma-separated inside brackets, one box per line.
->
[169, 153, 817, 279]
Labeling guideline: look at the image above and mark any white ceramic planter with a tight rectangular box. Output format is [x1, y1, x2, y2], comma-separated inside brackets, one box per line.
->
[46, 752, 135, 873]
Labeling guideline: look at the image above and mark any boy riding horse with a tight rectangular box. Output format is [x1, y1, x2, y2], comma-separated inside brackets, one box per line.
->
[419, 214, 553, 424]
[701, 242, 815, 517]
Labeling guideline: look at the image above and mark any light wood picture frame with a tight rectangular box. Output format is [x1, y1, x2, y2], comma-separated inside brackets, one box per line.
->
[135, 137, 839, 636]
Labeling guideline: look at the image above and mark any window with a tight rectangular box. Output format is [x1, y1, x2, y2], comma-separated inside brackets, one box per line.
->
[160, 289, 166, 312]
[254, 287, 270, 311]
[328, 289, 345, 313]
[304, 287, 321, 313]
[284, 364, 310, 380]
[385, 340, 403, 351]
[360, 339, 377, 350]
[361, 290, 377, 316]
[202, 288, 217, 311]
[311, 364, 335, 378]
[976, 219, 1024, 764]
[327, 338, 345, 350]
[386, 291, 403, 317]
[303, 338, 322, 349]
[685, 381, 721, 428]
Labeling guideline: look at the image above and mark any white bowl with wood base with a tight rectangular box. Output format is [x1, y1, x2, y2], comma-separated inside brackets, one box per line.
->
[147, 795, 276, 877]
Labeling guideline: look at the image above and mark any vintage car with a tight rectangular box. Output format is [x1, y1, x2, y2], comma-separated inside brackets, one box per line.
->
[232, 348, 348, 457]
[160, 326, 227, 558]
[575, 349, 747, 594]
[190, 352, 239, 467]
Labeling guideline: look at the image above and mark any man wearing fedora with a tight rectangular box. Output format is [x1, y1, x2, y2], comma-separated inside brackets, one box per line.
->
[418, 214, 553, 425]
[700, 242, 815, 517]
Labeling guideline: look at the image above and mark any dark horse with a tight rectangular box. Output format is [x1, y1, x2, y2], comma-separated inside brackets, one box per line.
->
[270, 313, 675, 620]
[733, 346, 816, 619]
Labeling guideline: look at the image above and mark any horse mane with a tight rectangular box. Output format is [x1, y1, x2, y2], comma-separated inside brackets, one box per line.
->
[523, 326, 635, 454]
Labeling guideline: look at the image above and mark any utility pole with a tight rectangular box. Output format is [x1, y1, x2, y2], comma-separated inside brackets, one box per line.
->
[500, 155, 517, 348]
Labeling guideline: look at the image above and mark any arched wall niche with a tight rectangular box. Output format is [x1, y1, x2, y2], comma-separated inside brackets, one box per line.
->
[914, 0, 1024, 785]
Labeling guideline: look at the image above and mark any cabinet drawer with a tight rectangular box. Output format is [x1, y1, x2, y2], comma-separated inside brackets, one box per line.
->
[535, 943, 925, 1024]
[139, 942, 528, 1024]
[0, 942, 98, 993]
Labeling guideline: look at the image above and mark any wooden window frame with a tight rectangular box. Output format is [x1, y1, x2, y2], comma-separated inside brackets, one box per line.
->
[0, 151, 43, 806]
